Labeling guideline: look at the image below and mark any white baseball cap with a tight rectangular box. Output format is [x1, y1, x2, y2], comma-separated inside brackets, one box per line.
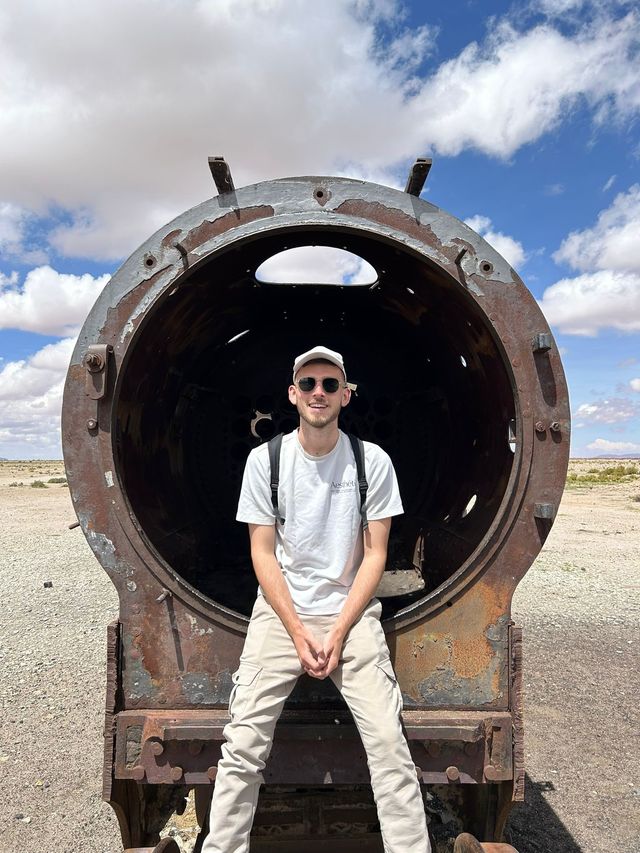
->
[292, 345, 346, 382]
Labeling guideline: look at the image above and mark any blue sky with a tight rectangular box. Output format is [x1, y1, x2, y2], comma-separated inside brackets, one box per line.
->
[0, 0, 639, 458]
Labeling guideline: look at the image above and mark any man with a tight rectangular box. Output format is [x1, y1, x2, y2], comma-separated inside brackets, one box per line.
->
[203, 345, 431, 853]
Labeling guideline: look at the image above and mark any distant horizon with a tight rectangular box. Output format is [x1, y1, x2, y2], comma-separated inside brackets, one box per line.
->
[2, 455, 639, 462]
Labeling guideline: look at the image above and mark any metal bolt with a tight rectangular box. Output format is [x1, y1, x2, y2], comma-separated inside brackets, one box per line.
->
[170, 766, 183, 782]
[84, 352, 104, 372]
[484, 764, 500, 781]
[156, 588, 172, 603]
[207, 766, 217, 781]
[86, 418, 98, 431]
[189, 741, 203, 756]
[446, 765, 460, 782]
[550, 421, 561, 432]
[131, 766, 145, 781]
[535, 422, 545, 433]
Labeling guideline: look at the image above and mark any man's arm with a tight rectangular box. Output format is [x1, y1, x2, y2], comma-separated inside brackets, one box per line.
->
[248, 523, 326, 677]
[318, 516, 391, 678]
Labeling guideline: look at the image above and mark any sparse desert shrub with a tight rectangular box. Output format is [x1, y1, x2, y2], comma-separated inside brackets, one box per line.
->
[47, 477, 67, 484]
[31, 480, 48, 488]
[566, 463, 639, 487]
[8, 481, 24, 487]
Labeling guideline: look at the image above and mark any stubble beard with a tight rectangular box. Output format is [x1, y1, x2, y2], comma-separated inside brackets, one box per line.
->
[297, 401, 340, 430]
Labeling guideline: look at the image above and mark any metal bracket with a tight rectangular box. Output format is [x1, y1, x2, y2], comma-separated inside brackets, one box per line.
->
[534, 502, 555, 520]
[404, 158, 432, 197]
[208, 156, 235, 195]
[83, 344, 112, 400]
[532, 333, 552, 353]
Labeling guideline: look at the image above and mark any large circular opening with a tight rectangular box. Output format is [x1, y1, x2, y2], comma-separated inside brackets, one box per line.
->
[113, 228, 516, 620]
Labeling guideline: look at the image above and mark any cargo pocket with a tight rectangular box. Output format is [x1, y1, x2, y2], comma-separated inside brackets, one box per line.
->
[376, 657, 403, 716]
[229, 661, 262, 719]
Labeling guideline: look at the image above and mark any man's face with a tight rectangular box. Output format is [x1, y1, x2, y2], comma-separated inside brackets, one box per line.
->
[288, 361, 351, 429]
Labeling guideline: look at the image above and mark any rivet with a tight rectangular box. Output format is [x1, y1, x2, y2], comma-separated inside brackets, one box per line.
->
[131, 766, 145, 781]
[86, 418, 98, 431]
[446, 765, 460, 782]
[207, 766, 217, 781]
[550, 421, 561, 432]
[170, 766, 183, 782]
[535, 422, 545, 433]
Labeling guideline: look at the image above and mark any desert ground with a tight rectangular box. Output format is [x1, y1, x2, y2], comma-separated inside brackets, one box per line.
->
[0, 458, 638, 853]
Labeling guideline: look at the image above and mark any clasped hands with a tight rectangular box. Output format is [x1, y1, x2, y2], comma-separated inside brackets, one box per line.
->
[294, 624, 344, 679]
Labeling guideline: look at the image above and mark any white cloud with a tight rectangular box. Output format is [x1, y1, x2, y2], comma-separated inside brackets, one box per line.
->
[544, 183, 565, 196]
[256, 246, 377, 284]
[0, 338, 75, 457]
[553, 184, 640, 273]
[586, 437, 640, 453]
[413, 13, 640, 158]
[603, 174, 617, 192]
[0, 266, 109, 336]
[630, 378, 640, 392]
[0, 202, 48, 265]
[0, 3, 637, 260]
[464, 215, 526, 268]
[574, 398, 639, 424]
[538, 270, 640, 335]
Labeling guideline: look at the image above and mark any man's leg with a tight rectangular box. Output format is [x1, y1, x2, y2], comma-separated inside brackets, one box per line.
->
[330, 600, 431, 853]
[201, 597, 302, 853]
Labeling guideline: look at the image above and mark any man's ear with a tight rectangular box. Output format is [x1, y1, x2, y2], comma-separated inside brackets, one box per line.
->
[288, 384, 297, 406]
[340, 387, 352, 408]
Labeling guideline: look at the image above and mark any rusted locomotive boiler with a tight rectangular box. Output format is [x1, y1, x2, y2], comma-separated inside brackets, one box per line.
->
[62, 159, 570, 852]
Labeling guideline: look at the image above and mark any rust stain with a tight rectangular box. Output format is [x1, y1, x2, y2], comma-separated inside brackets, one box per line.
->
[335, 199, 459, 269]
[180, 205, 274, 255]
[451, 636, 492, 678]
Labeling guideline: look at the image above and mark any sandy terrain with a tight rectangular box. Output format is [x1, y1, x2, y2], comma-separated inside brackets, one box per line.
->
[0, 459, 638, 853]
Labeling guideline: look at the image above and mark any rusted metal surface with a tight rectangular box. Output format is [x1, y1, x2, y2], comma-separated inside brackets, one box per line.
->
[62, 169, 569, 850]
[112, 708, 514, 788]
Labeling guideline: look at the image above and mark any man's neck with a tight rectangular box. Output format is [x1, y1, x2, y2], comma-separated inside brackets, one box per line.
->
[297, 424, 340, 457]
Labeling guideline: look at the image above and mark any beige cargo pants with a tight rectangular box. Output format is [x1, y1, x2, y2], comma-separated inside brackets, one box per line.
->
[202, 596, 430, 853]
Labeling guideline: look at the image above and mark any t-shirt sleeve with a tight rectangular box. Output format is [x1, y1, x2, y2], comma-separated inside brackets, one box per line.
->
[236, 446, 276, 525]
[364, 444, 404, 521]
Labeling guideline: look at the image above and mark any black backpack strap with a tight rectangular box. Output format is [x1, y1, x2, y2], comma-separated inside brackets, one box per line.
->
[347, 433, 368, 531]
[268, 432, 285, 524]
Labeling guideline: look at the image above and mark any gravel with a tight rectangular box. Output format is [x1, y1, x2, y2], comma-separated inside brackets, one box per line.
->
[0, 462, 638, 853]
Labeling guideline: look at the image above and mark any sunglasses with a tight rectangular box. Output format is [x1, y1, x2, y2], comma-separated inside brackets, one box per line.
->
[296, 376, 344, 393]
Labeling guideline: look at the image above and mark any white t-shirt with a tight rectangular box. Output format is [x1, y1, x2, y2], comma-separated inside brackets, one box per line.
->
[236, 429, 403, 615]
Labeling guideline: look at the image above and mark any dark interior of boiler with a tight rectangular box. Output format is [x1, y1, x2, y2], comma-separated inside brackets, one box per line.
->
[114, 230, 516, 620]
